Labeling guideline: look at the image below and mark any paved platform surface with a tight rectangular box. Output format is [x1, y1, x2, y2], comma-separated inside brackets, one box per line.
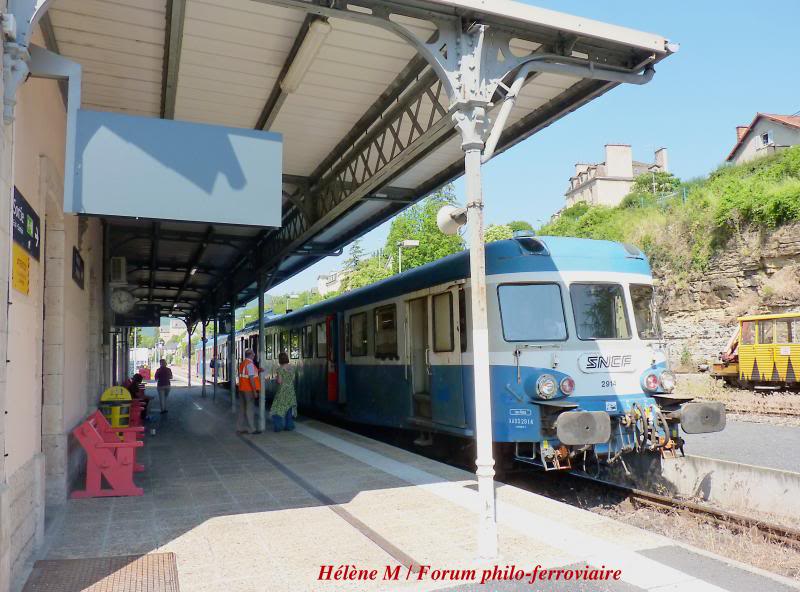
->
[32, 386, 799, 592]
[684, 418, 800, 473]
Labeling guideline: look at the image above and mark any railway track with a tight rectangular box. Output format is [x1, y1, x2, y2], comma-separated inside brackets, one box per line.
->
[574, 472, 800, 551]
[724, 406, 800, 418]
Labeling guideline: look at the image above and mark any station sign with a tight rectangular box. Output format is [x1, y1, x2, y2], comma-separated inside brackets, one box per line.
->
[12, 187, 40, 260]
[115, 304, 161, 327]
[12, 243, 29, 295]
[72, 247, 85, 290]
[69, 110, 283, 227]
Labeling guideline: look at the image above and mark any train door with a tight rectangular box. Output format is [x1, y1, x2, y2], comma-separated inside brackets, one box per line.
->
[325, 315, 339, 402]
[428, 288, 466, 427]
[407, 297, 432, 420]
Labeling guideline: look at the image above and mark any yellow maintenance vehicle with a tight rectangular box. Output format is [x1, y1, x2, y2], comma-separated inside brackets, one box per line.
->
[712, 312, 800, 391]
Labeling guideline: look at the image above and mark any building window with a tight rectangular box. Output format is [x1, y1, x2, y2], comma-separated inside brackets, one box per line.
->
[302, 325, 314, 358]
[266, 333, 274, 359]
[289, 329, 301, 359]
[280, 332, 289, 356]
[316, 322, 327, 358]
[374, 304, 397, 359]
[349, 312, 368, 357]
[741, 321, 755, 345]
[776, 320, 791, 344]
[760, 131, 773, 147]
[458, 288, 467, 353]
[758, 320, 774, 345]
[432, 292, 454, 352]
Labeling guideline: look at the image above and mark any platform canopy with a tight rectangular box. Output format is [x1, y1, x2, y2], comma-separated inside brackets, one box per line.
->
[37, 0, 672, 322]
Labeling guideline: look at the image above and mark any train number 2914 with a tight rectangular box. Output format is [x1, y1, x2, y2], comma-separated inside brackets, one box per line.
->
[601, 380, 617, 388]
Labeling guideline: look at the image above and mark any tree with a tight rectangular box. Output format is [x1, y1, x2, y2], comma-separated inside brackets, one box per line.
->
[127, 327, 156, 349]
[342, 256, 393, 291]
[631, 171, 681, 195]
[384, 184, 464, 274]
[485, 224, 513, 242]
[507, 220, 533, 232]
[344, 239, 365, 272]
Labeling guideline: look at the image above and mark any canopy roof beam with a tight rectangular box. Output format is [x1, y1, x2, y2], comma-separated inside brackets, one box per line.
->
[172, 226, 213, 310]
[256, 14, 323, 131]
[162, 0, 187, 119]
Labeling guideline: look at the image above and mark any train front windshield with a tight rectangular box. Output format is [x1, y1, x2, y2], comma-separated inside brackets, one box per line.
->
[570, 283, 631, 340]
[630, 284, 662, 340]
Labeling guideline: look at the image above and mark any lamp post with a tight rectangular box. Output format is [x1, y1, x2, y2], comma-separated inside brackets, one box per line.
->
[285, 293, 299, 312]
[397, 239, 420, 274]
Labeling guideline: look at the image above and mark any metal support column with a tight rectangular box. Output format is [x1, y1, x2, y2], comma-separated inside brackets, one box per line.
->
[257, 275, 266, 433]
[462, 135, 497, 559]
[229, 296, 237, 413]
[213, 316, 218, 401]
[111, 332, 118, 385]
[201, 319, 207, 397]
[187, 323, 193, 387]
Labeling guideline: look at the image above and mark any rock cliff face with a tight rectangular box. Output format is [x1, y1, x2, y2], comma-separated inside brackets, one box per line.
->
[655, 222, 800, 366]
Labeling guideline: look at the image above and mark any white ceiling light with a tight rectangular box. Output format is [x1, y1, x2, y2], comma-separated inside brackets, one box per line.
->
[280, 19, 332, 94]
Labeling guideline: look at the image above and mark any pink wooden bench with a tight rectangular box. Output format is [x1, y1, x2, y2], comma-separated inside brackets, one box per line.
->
[71, 412, 144, 498]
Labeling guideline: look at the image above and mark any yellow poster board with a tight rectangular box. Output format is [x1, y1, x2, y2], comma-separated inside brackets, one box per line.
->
[12, 243, 29, 295]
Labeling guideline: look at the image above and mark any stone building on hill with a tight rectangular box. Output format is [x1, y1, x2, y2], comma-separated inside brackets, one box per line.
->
[565, 144, 668, 208]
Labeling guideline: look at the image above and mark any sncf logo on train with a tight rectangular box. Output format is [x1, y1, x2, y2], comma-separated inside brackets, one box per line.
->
[579, 353, 635, 373]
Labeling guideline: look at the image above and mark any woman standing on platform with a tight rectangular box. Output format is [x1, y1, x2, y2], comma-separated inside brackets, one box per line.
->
[270, 352, 297, 432]
[154, 359, 173, 414]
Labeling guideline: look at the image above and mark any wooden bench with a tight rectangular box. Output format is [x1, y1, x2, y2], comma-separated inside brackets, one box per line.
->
[71, 411, 144, 498]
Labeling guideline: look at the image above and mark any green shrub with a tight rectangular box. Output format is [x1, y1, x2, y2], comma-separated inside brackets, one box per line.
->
[541, 146, 800, 274]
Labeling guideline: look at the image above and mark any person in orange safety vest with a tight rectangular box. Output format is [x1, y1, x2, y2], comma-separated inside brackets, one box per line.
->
[236, 349, 261, 434]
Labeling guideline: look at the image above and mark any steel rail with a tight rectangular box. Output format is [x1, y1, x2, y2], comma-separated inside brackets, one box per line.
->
[572, 471, 800, 552]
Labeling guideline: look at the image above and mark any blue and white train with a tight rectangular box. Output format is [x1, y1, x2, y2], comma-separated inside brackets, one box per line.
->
[204, 235, 726, 471]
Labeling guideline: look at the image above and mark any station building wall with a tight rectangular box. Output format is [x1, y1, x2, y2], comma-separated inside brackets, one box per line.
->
[0, 25, 106, 591]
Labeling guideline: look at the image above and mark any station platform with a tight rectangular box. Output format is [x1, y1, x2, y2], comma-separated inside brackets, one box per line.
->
[29, 386, 798, 592]
[684, 417, 800, 473]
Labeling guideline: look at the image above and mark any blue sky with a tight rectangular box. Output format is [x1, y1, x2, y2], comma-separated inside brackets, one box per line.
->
[268, 0, 800, 299]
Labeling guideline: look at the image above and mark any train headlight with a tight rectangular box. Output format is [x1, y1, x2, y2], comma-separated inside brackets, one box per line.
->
[660, 370, 676, 392]
[559, 376, 575, 396]
[643, 373, 659, 392]
[536, 374, 558, 399]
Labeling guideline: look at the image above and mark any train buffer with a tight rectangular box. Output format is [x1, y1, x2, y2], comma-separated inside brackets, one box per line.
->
[71, 411, 145, 499]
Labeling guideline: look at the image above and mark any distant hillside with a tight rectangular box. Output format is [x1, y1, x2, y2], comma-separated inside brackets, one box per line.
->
[540, 146, 800, 283]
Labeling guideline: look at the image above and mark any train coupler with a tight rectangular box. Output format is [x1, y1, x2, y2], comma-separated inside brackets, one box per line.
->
[540, 440, 571, 471]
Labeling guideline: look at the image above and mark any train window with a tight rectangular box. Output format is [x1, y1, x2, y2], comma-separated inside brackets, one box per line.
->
[280, 332, 289, 357]
[741, 321, 755, 345]
[776, 320, 791, 344]
[350, 312, 368, 357]
[792, 318, 800, 344]
[290, 330, 301, 359]
[630, 284, 662, 340]
[570, 283, 631, 340]
[316, 322, 327, 358]
[498, 283, 567, 342]
[758, 320, 774, 344]
[458, 289, 468, 353]
[374, 304, 397, 358]
[303, 325, 314, 358]
[433, 292, 454, 352]
[266, 333, 273, 359]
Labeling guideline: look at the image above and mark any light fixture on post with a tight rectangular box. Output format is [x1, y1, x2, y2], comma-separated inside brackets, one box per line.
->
[280, 19, 332, 94]
[396, 239, 419, 274]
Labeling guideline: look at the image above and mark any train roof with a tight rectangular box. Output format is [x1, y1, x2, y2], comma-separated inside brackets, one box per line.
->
[267, 236, 651, 327]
